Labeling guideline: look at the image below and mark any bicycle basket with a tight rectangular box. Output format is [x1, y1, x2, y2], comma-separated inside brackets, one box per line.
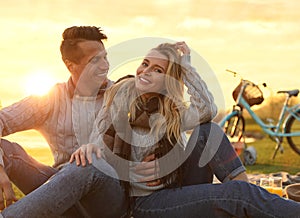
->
[232, 80, 264, 107]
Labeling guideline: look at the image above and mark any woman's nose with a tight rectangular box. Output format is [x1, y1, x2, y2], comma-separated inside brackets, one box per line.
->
[142, 67, 151, 75]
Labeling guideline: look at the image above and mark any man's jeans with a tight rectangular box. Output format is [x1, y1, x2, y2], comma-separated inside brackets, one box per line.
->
[0, 139, 57, 194]
[0, 139, 127, 218]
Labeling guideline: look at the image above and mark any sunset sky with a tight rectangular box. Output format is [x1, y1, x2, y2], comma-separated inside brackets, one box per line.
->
[1, 0, 299, 110]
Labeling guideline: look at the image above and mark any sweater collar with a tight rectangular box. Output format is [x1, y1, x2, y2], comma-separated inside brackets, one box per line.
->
[66, 77, 112, 98]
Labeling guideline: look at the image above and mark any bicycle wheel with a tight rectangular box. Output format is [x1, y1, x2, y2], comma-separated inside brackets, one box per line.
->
[285, 111, 300, 155]
[223, 114, 245, 143]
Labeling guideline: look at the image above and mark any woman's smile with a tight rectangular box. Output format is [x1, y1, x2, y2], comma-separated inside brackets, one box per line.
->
[138, 76, 151, 84]
[135, 50, 168, 97]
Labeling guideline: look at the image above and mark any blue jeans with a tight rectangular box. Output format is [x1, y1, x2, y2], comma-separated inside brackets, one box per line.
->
[1, 139, 127, 218]
[133, 181, 300, 218]
[2, 160, 127, 218]
[0, 139, 57, 194]
[181, 122, 245, 185]
[132, 123, 300, 217]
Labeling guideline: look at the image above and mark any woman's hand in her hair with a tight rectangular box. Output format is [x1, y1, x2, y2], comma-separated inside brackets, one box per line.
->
[69, 143, 102, 166]
[175, 41, 190, 55]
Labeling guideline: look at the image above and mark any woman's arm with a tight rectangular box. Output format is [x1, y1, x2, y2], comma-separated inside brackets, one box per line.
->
[176, 42, 218, 131]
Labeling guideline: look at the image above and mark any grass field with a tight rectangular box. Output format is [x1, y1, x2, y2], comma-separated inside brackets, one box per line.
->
[240, 118, 300, 175]
[243, 137, 300, 174]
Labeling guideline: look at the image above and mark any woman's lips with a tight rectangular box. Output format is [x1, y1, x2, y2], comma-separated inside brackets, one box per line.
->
[139, 76, 150, 84]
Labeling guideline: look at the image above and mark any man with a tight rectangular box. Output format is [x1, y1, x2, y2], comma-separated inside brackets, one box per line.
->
[0, 26, 126, 217]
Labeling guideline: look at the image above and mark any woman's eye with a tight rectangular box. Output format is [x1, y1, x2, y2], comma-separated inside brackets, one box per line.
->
[155, 69, 163, 74]
[142, 62, 148, 67]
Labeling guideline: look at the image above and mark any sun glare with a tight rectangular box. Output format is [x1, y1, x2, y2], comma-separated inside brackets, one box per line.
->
[25, 71, 56, 96]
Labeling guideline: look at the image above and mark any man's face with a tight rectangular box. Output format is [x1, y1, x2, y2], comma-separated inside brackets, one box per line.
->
[71, 41, 109, 87]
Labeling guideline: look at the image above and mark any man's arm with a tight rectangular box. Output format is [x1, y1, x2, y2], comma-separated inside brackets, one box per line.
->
[0, 92, 53, 209]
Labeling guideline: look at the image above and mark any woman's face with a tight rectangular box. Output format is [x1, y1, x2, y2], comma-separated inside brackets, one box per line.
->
[135, 50, 169, 98]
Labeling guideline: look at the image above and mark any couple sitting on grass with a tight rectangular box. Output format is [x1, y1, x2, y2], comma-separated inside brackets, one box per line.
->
[0, 26, 299, 218]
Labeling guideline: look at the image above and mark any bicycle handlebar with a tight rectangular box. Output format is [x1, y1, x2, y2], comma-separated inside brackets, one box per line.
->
[226, 69, 239, 77]
[226, 69, 267, 88]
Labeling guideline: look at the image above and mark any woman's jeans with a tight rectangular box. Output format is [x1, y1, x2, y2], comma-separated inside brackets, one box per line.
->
[132, 123, 300, 218]
[133, 181, 300, 218]
[0, 139, 127, 218]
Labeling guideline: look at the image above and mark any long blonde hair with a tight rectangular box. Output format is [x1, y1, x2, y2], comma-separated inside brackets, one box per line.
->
[105, 43, 187, 146]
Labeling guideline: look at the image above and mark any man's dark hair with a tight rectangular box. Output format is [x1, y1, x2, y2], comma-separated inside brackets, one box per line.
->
[60, 26, 107, 63]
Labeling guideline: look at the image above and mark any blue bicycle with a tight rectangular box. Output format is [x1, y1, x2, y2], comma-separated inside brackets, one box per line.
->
[219, 69, 300, 161]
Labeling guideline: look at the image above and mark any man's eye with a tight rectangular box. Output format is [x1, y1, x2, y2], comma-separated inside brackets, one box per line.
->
[142, 62, 148, 67]
[90, 57, 100, 64]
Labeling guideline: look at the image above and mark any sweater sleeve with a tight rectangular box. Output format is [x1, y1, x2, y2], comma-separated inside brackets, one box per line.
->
[181, 55, 218, 131]
[0, 93, 53, 167]
[0, 95, 52, 137]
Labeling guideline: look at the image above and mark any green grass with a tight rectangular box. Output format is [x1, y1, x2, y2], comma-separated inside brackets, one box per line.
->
[242, 119, 300, 175]
[245, 137, 300, 174]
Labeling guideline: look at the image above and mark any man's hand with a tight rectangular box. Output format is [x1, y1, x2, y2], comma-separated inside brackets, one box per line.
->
[69, 144, 101, 166]
[134, 154, 162, 187]
[0, 166, 18, 210]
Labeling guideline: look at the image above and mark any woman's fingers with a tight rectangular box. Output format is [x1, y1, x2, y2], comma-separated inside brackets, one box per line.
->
[69, 145, 87, 166]
[86, 144, 94, 164]
[70, 144, 101, 166]
[86, 144, 102, 164]
[135, 159, 160, 174]
[175, 41, 190, 55]
[79, 146, 87, 166]
[142, 153, 155, 162]
[146, 179, 162, 187]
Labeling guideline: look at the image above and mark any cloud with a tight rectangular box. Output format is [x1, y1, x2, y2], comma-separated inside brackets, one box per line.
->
[131, 16, 156, 27]
[177, 17, 212, 29]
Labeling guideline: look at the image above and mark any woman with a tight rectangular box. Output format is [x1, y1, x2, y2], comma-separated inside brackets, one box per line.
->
[73, 41, 300, 217]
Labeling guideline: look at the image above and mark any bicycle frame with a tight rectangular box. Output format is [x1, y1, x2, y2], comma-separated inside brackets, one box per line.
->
[220, 69, 300, 158]
[219, 80, 300, 138]
[238, 97, 300, 137]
